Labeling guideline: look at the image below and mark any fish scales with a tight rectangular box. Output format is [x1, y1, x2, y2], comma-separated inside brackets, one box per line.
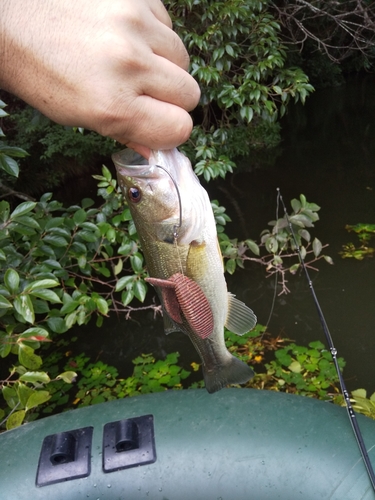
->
[113, 148, 257, 393]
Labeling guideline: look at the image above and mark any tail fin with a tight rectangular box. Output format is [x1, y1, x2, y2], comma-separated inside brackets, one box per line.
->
[203, 355, 254, 394]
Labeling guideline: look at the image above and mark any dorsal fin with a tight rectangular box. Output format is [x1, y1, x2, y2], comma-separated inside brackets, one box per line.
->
[225, 293, 257, 335]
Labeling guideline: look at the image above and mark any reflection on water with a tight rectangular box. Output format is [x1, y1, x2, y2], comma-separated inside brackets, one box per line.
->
[71, 75, 375, 392]
[212, 74, 375, 392]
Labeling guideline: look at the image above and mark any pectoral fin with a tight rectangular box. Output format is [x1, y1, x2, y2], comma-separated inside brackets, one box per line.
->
[146, 274, 214, 339]
[225, 293, 257, 335]
[145, 277, 182, 325]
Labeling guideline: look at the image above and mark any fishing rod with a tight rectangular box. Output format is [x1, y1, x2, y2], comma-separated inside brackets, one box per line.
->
[277, 188, 375, 492]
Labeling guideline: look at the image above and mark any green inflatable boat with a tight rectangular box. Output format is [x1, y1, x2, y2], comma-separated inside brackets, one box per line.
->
[1, 388, 375, 499]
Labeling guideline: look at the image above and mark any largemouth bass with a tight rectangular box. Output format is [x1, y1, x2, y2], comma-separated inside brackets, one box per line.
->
[113, 148, 257, 393]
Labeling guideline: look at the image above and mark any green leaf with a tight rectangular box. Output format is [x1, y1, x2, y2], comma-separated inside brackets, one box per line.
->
[14, 295, 35, 323]
[288, 361, 302, 373]
[10, 201, 37, 219]
[19, 371, 51, 384]
[26, 390, 51, 411]
[0, 295, 12, 309]
[130, 254, 143, 274]
[113, 259, 123, 276]
[291, 198, 301, 213]
[122, 289, 134, 306]
[24, 279, 59, 291]
[312, 238, 322, 258]
[0, 154, 19, 177]
[17, 383, 34, 407]
[4, 268, 20, 294]
[65, 311, 77, 329]
[43, 235, 69, 247]
[0, 335, 11, 357]
[226, 258, 236, 275]
[12, 215, 40, 229]
[115, 275, 135, 292]
[323, 255, 334, 265]
[73, 208, 87, 225]
[6, 410, 26, 430]
[47, 317, 68, 333]
[95, 297, 109, 315]
[245, 239, 260, 256]
[2, 386, 18, 409]
[352, 388, 367, 399]
[133, 280, 147, 302]
[56, 371, 77, 383]
[29, 289, 62, 303]
[18, 344, 42, 370]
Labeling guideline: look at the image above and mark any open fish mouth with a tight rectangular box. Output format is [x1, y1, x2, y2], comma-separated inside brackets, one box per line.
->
[112, 149, 158, 179]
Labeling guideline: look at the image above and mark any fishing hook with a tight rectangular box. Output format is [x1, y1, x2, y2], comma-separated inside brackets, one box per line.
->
[155, 164, 182, 241]
[277, 187, 375, 492]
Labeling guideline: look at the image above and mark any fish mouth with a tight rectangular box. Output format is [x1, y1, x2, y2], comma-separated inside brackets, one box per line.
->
[112, 149, 158, 178]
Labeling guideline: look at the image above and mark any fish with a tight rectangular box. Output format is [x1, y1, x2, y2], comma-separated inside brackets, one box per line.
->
[113, 148, 257, 393]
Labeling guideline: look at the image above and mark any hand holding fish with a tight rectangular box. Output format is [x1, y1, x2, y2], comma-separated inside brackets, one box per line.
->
[114, 148, 257, 393]
[0, 0, 200, 156]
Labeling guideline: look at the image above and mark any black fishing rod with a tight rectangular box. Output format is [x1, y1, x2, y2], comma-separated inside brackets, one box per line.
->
[277, 188, 375, 492]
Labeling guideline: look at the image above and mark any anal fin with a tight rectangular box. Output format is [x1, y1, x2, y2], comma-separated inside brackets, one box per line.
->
[225, 293, 257, 336]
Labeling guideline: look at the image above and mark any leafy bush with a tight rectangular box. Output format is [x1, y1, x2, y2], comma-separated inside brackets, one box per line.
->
[0, 99, 28, 178]
[167, 0, 314, 180]
[0, 167, 158, 429]
[216, 194, 333, 294]
[340, 223, 375, 260]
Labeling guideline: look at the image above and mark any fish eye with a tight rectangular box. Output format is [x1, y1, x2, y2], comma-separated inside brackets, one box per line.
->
[128, 186, 142, 203]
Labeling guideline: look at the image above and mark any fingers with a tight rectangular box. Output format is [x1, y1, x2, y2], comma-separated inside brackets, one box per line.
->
[143, 18, 190, 71]
[99, 94, 195, 149]
[124, 52, 200, 113]
[145, 0, 172, 29]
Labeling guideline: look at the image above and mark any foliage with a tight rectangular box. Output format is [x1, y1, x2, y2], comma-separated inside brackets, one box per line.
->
[340, 223, 375, 260]
[1, 322, 348, 427]
[0, 100, 28, 178]
[0, 173, 336, 429]
[0, 103, 117, 193]
[224, 327, 344, 398]
[348, 389, 375, 420]
[40, 350, 190, 417]
[167, 0, 314, 181]
[0, 166, 161, 430]
[216, 193, 333, 294]
[254, 340, 345, 398]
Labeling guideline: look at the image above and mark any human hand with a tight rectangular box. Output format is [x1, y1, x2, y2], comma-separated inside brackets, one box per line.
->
[0, 0, 200, 157]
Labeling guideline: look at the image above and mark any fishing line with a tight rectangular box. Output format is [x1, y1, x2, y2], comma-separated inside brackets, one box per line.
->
[155, 164, 185, 276]
[155, 164, 182, 241]
[277, 187, 375, 492]
[264, 190, 281, 334]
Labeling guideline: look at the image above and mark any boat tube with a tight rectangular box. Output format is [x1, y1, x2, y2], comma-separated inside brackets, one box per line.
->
[1, 388, 375, 499]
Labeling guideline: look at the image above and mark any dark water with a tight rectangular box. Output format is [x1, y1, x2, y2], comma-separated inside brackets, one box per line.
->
[71, 75, 375, 392]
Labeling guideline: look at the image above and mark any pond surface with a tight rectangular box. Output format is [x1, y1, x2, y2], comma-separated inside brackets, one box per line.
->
[71, 75, 375, 393]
